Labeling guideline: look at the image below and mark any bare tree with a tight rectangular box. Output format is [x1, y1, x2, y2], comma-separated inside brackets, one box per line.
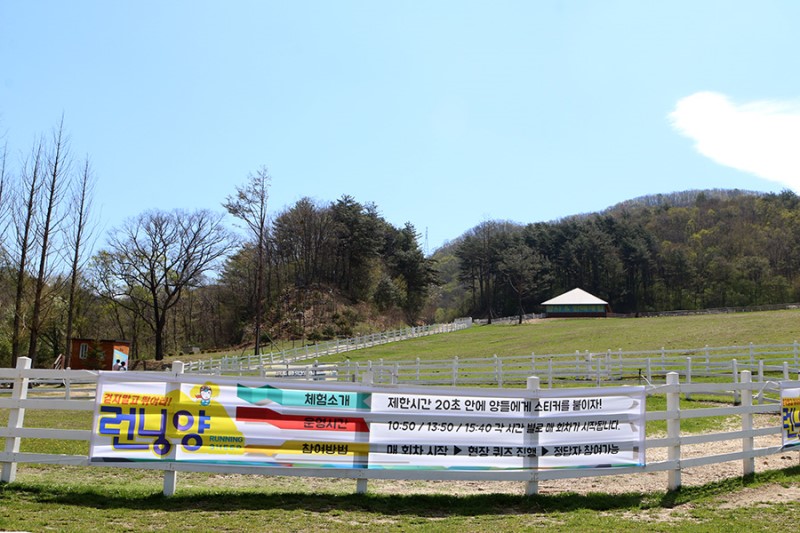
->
[223, 167, 270, 355]
[0, 141, 11, 266]
[63, 156, 97, 366]
[95, 209, 233, 360]
[28, 118, 70, 366]
[11, 138, 44, 366]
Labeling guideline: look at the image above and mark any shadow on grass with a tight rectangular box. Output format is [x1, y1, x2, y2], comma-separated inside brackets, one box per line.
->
[4, 465, 800, 517]
[0, 484, 646, 516]
[657, 464, 800, 508]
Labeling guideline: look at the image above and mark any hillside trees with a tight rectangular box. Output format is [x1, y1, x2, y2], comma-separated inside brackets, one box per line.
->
[273, 197, 334, 291]
[446, 189, 800, 318]
[331, 195, 383, 301]
[0, 130, 442, 367]
[498, 238, 552, 324]
[455, 221, 518, 322]
[384, 223, 439, 324]
[92, 209, 233, 361]
[217, 193, 437, 344]
[223, 167, 270, 355]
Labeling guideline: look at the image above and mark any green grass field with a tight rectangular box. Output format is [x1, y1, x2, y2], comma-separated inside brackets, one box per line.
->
[4, 309, 800, 531]
[318, 309, 800, 364]
[161, 309, 800, 369]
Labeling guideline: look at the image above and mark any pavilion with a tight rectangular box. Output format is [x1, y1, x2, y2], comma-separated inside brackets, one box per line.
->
[541, 288, 611, 318]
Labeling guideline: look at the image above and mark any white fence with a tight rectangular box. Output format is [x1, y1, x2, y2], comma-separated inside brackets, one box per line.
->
[1, 356, 795, 496]
[225, 342, 800, 393]
[183, 320, 472, 374]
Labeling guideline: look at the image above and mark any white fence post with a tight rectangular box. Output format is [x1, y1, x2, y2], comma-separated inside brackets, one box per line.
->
[732, 359, 740, 405]
[666, 371, 681, 491]
[1, 356, 31, 483]
[524, 376, 540, 496]
[585, 351, 591, 381]
[595, 354, 601, 386]
[741, 370, 754, 477]
[494, 355, 503, 388]
[163, 361, 185, 496]
[452, 356, 459, 387]
[685, 357, 692, 401]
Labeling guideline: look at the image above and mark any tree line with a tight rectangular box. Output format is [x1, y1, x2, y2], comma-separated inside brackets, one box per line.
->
[446, 189, 800, 322]
[4, 120, 799, 368]
[0, 124, 436, 367]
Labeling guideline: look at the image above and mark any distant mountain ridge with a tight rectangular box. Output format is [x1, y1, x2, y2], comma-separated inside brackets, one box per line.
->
[604, 188, 765, 212]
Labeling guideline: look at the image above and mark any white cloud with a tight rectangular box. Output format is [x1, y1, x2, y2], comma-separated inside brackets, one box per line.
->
[669, 91, 800, 190]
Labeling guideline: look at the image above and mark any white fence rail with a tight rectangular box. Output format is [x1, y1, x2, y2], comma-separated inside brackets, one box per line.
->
[183, 319, 472, 375]
[1, 356, 795, 496]
[217, 342, 800, 393]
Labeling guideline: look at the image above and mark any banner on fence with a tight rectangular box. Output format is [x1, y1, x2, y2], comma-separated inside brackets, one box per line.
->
[90, 374, 645, 471]
[781, 385, 800, 449]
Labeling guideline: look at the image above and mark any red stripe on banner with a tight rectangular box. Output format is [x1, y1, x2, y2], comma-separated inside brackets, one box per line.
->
[236, 406, 369, 433]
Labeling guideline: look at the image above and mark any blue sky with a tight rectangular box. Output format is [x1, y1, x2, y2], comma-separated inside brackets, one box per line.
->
[2, 1, 799, 253]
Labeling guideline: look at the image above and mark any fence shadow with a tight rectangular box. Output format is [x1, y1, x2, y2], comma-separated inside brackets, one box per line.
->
[8, 465, 800, 516]
[0, 483, 654, 515]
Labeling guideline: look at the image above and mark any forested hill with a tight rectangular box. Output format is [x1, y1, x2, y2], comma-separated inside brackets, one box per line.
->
[603, 189, 761, 213]
[430, 189, 800, 319]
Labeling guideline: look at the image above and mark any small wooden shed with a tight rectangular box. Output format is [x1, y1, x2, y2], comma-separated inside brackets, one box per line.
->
[67, 338, 131, 370]
[541, 288, 611, 318]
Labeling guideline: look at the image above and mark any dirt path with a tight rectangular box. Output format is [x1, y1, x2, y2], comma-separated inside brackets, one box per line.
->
[358, 413, 799, 500]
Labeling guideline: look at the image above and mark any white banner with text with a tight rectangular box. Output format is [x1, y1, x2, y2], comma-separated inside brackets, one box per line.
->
[90, 374, 646, 471]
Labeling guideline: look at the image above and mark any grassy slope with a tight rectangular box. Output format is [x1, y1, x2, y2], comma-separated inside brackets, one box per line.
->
[324, 309, 800, 363]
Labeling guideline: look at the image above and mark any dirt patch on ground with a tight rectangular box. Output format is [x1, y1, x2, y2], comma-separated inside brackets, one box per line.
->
[714, 483, 800, 509]
[199, 418, 797, 500]
[361, 413, 800, 498]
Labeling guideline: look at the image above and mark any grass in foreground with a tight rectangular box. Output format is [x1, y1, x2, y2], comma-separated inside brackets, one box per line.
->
[2, 465, 800, 532]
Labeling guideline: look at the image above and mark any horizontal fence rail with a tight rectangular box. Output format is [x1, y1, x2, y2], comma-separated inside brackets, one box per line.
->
[1, 357, 798, 496]
[210, 342, 800, 393]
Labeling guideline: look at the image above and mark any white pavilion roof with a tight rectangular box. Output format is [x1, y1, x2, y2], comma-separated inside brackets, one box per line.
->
[541, 288, 608, 306]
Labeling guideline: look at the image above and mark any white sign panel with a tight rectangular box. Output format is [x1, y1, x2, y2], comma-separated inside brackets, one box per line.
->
[91, 373, 645, 471]
[369, 389, 645, 470]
